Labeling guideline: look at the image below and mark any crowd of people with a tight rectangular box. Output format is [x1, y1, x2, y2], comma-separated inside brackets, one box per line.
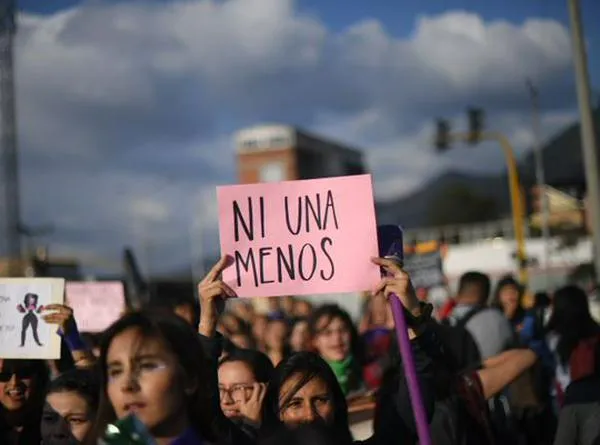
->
[1, 248, 600, 444]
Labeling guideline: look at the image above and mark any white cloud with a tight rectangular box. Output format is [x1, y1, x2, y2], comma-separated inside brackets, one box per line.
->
[13, 0, 578, 272]
[131, 198, 170, 223]
[410, 13, 571, 90]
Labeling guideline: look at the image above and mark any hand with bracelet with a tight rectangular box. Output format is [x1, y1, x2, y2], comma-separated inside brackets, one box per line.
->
[42, 304, 96, 368]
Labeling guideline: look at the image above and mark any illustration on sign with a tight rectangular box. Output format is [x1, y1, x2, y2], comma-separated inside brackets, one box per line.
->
[0, 278, 65, 360]
[17, 293, 45, 347]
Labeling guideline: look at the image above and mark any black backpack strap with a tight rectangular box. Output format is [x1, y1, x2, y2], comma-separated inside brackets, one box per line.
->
[455, 306, 485, 329]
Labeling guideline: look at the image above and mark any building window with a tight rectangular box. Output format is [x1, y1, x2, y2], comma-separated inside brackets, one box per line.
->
[242, 139, 259, 150]
[241, 135, 291, 151]
[270, 136, 289, 147]
[259, 162, 286, 182]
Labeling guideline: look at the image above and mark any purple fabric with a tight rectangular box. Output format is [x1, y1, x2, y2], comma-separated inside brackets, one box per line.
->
[377, 225, 404, 258]
[57, 327, 87, 351]
[267, 311, 286, 321]
[170, 428, 203, 445]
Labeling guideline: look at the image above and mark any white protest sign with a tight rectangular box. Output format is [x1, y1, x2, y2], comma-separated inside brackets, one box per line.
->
[66, 281, 125, 332]
[0, 278, 65, 359]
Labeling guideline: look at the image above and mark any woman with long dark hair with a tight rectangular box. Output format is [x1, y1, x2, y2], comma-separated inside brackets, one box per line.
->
[546, 285, 600, 402]
[547, 285, 600, 368]
[547, 285, 600, 444]
[198, 256, 437, 445]
[84, 310, 217, 445]
[260, 352, 355, 444]
[0, 359, 49, 445]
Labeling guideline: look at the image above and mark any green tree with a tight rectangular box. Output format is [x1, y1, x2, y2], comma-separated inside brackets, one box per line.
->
[428, 184, 499, 226]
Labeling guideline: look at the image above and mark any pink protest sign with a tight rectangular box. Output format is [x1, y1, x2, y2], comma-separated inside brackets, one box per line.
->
[217, 174, 380, 298]
[65, 281, 125, 332]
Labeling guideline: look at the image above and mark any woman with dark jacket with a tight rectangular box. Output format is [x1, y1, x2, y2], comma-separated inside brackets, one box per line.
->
[197, 255, 437, 445]
[259, 345, 434, 445]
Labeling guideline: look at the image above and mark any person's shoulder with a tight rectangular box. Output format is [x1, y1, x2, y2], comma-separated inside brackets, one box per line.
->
[477, 306, 499, 314]
[476, 306, 505, 319]
[468, 307, 509, 327]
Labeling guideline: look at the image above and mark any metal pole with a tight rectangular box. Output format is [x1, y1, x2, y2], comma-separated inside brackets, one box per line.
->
[493, 133, 529, 286]
[526, 79, 551, 288]
[449, 131, 529, 285]
[568, 0, 600, 282]
[0, 3, 20, 275]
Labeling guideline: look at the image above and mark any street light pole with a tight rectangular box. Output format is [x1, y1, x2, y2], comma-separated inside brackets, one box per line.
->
[439, 129, 529, 286]
[568, 0, 600, 281]
[485, 132, 528, 286]
[526, 79, 551, 288]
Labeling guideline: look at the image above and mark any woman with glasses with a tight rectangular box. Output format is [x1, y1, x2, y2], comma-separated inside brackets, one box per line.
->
[218, 348, 273, 434]
[198, 256, 437, 445]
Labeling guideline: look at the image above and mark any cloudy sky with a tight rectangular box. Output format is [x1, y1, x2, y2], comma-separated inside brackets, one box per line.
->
[12, 0, 600, 275]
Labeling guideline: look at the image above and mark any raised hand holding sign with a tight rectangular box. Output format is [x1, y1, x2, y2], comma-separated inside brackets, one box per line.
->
[374, 225, 432, 445]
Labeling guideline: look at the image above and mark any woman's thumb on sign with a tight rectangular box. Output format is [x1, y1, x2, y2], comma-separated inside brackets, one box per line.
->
[199, 259, 236, 298]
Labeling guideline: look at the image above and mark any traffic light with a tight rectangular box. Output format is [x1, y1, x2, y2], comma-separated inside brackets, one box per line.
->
[435, 119, 451, 152]
[467, 107, 484, 144]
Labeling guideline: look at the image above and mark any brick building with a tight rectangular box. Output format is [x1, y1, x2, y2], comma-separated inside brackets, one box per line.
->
[235, 124, 367, 183]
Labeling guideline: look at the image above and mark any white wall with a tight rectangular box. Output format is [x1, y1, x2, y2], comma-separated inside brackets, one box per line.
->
[443, 237, 592, 292]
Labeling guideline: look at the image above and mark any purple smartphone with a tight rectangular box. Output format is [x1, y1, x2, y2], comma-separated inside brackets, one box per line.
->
[377, 224, 404, 267]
